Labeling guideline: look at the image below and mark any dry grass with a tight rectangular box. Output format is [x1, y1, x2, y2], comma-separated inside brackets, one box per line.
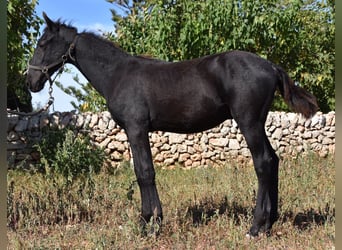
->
[7, 153, 334, 249]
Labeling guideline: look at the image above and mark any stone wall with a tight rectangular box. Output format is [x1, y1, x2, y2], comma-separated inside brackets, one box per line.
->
[7, 111, 335, 168]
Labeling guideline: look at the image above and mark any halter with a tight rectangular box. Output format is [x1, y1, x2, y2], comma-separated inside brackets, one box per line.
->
[26, 35, 78, 85]
[7, 36, 78, 116]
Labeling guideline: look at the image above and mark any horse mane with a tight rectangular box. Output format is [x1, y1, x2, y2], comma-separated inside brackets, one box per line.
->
[43, 18, 77, 33]
[48, 18, 163, 61]
[81, 31, 127, 54]
[48, 19, 125, 53]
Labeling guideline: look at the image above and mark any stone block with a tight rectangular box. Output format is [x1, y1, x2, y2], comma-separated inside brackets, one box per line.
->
[228, 139, 240, 150]
[209, 138, 228, 147]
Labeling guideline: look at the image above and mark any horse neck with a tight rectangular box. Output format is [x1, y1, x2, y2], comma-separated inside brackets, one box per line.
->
[70, 33, 131, 98]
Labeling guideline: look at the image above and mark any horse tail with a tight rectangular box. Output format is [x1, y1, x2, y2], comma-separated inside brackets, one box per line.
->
[275, 66, 318, 118]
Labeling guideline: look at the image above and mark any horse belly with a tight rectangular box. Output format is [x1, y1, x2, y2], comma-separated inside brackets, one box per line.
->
[149, 99, 231, 133]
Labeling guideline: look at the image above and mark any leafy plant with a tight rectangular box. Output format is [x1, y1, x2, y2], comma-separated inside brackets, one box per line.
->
[16, 128, 107, 227]
[34, 128, 105, 185]
[7, 0, 42, 111]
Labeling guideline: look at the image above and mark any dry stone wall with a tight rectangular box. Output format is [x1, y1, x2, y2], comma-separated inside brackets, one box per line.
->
[7, 111, 335, 168]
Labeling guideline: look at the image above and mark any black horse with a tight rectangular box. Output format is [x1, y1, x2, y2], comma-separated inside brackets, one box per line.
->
[26, 13, 318, 237]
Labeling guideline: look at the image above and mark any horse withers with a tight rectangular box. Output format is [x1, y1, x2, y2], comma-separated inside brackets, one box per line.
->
[26, 12, 318, 237]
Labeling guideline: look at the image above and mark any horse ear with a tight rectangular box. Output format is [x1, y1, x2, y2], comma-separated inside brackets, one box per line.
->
[42, 12, 57, 31]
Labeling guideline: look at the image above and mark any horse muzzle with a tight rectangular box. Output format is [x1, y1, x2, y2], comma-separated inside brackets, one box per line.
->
[26, 72, 47, 93]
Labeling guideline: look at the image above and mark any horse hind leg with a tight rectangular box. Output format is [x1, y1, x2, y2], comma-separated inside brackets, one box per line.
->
[239, 122, 279, 237]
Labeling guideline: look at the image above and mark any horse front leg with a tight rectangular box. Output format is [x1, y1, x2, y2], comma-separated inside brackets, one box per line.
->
[125, 126, 163, 234]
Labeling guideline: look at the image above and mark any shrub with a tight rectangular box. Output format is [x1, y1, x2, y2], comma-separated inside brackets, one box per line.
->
[34, 128, 105, 185]
[35, 127, 106, 209]
[7, 128, 106, 229]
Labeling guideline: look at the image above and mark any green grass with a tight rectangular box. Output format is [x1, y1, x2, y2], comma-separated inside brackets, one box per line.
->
[7, 153, 334, 249]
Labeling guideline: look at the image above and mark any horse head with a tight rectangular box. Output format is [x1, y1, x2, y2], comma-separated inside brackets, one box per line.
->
[26, 12, 77, 92]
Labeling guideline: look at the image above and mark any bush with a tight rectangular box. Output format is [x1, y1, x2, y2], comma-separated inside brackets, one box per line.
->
[7, 128, 106, 229]
[34, 128, 105, 185]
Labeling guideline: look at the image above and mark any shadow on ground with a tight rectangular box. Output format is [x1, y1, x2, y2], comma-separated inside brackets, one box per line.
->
[183, 196, 335, 231]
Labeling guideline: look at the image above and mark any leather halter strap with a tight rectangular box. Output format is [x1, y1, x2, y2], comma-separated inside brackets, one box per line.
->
[26, 35, 79, 85]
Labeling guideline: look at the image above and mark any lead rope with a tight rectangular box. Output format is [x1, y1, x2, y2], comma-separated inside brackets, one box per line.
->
[7, 76, 55, 116]
[7, 58, 67, 116]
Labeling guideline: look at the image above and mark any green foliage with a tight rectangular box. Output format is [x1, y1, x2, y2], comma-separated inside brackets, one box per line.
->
[7, 0, 42, 111]
[106, 0, 334, 112]
[8, 128, 106, 231]
[34, 128, 105, 185]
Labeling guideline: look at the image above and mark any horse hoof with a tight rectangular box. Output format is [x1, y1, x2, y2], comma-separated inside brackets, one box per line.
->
[140, 216, 162, 237]
[247, 226, 260, 238]
[246, 229, 271, 239]
[245, 232, 255, 240]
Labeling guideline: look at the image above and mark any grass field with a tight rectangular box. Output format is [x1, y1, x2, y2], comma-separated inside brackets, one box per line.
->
[7, 153, 334, 249]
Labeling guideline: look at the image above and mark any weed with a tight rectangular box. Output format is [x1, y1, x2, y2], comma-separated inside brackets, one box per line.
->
[8, 128, 106, 232]
[35, 128, 104, 183]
